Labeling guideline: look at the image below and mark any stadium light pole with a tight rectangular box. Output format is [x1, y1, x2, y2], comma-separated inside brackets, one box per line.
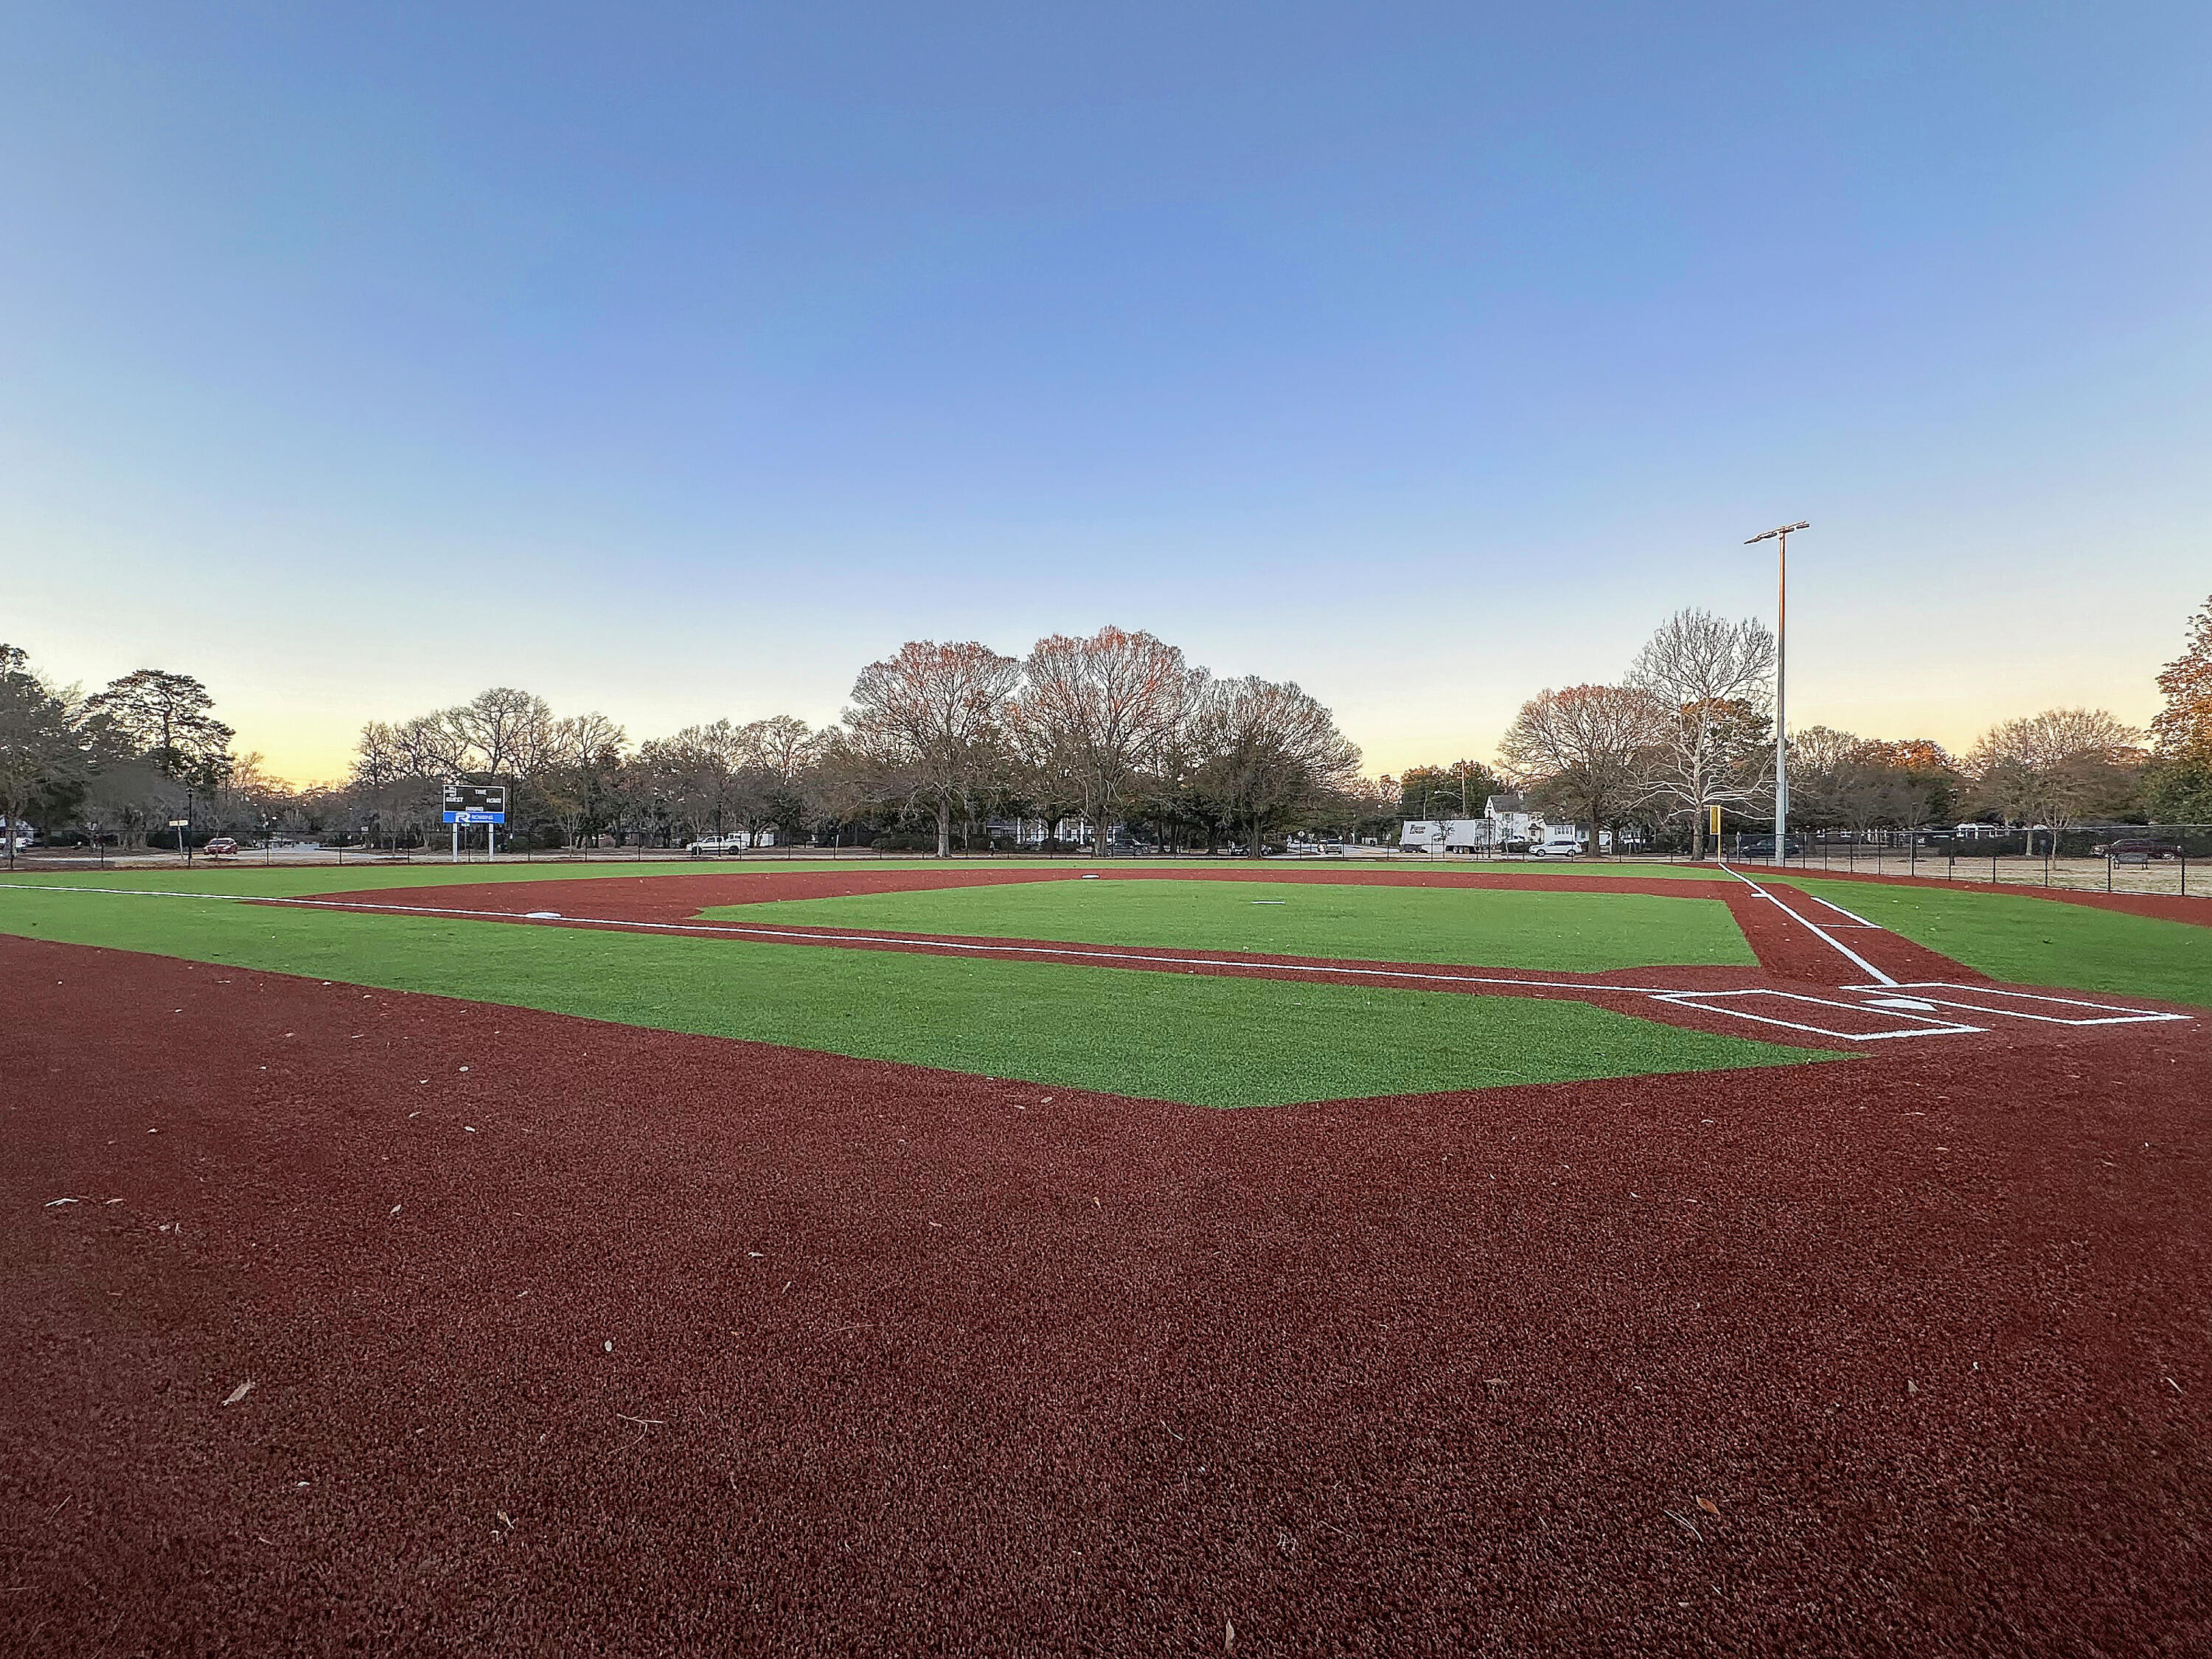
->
[1744, 522, 1809, 865]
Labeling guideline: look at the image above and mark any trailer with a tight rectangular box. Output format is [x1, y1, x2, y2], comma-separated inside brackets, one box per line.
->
[1398, 818, 1493, 854]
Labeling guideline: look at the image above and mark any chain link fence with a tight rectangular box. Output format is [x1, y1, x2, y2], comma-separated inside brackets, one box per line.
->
[1724, 824, 2210, 897]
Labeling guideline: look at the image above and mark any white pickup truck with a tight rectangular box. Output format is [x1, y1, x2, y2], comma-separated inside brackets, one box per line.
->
[685, 835, 752, 857]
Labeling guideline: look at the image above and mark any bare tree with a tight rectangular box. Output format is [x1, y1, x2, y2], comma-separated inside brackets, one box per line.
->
[1498, 684, 1669, 856]
[1185, 677, 1360, 858]
[550, 711, 627, 767]
[735, 715, 821, 780]
[393, 713, 465, 778]
[445, 688, 557, 779]
[1788, 728, 1960, 834]
[212, 751, 293, 834]
[1628, 609, 1775, 857]
[804, 728, 888, 845]
[537, 713, 630, 846]
[349, 722, 413, 789]
[1965, 709, 2146, 828]
[845, 641, 1020, 857]
[1013, 627, 1201, 853]
[346, 720, 446, 849]
[639, 721, 751, 838]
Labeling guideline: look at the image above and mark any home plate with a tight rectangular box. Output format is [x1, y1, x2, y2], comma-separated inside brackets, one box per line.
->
[1863, 996, 1941, 1012]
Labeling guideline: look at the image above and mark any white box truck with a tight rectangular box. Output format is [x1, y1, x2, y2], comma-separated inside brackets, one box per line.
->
[1399, 819, 1489, 854]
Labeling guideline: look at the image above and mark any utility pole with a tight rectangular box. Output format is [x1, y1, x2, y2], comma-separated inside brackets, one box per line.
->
[1744, 522, 1809, 864]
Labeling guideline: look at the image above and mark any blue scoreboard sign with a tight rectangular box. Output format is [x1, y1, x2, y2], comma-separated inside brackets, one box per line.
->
[442, 783, 508, 826]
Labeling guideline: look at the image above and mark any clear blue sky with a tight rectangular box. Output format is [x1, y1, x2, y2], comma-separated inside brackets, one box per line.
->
[4, 3, 2208, 782]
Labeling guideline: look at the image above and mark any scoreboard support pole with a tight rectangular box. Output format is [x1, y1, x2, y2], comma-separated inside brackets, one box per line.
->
[442, 787, 508, 864]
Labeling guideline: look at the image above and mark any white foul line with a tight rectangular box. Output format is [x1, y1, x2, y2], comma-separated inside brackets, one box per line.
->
[1717, 862, 1901, 987]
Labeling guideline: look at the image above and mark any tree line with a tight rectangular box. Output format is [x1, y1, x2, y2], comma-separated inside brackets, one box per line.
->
[5, 591, 2208, 859]
[1448, 595, 2212, 852]
[0, 628, 1368, 856]
[0, 658, 243, 858]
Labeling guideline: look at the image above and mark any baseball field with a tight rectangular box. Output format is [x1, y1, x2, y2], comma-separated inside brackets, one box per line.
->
[4, 858, 2207, 1653]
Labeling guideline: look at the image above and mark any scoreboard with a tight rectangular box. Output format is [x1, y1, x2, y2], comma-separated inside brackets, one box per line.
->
[442, 783, 508, 825]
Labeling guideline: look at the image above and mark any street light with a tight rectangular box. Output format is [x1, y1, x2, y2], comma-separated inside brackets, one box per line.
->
[1744, 521, 1809, 865]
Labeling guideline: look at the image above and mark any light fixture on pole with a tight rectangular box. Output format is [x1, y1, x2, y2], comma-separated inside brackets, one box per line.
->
[1743, 521, 1809, 864]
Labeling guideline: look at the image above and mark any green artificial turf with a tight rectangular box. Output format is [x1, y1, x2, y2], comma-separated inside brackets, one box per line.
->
[1778, 878, 2212, 1009]
[703, 877, 1757, 972]
[0, 886, 1832, 1108]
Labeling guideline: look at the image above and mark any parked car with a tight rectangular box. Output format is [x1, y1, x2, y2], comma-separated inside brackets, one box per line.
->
[1733, 834, 1807, 858]
[202, 837, 240, 858]
[2093, 836, 2183, 860]
[1526, 827, 1586, 860]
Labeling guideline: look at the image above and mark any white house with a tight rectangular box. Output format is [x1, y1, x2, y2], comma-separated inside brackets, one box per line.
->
[1399, 791, 1563, 854]
[1484, 793, 1540, 845]
[988, 815, 1093, 847]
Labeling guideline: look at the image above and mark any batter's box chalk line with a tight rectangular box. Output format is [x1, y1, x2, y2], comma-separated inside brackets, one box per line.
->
[1840, 983, 2194, 1028]
[1646, 989, 1986, 1042]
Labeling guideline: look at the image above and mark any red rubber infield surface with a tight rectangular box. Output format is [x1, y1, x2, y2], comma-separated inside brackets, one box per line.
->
[7, 936, 2209, 1656]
